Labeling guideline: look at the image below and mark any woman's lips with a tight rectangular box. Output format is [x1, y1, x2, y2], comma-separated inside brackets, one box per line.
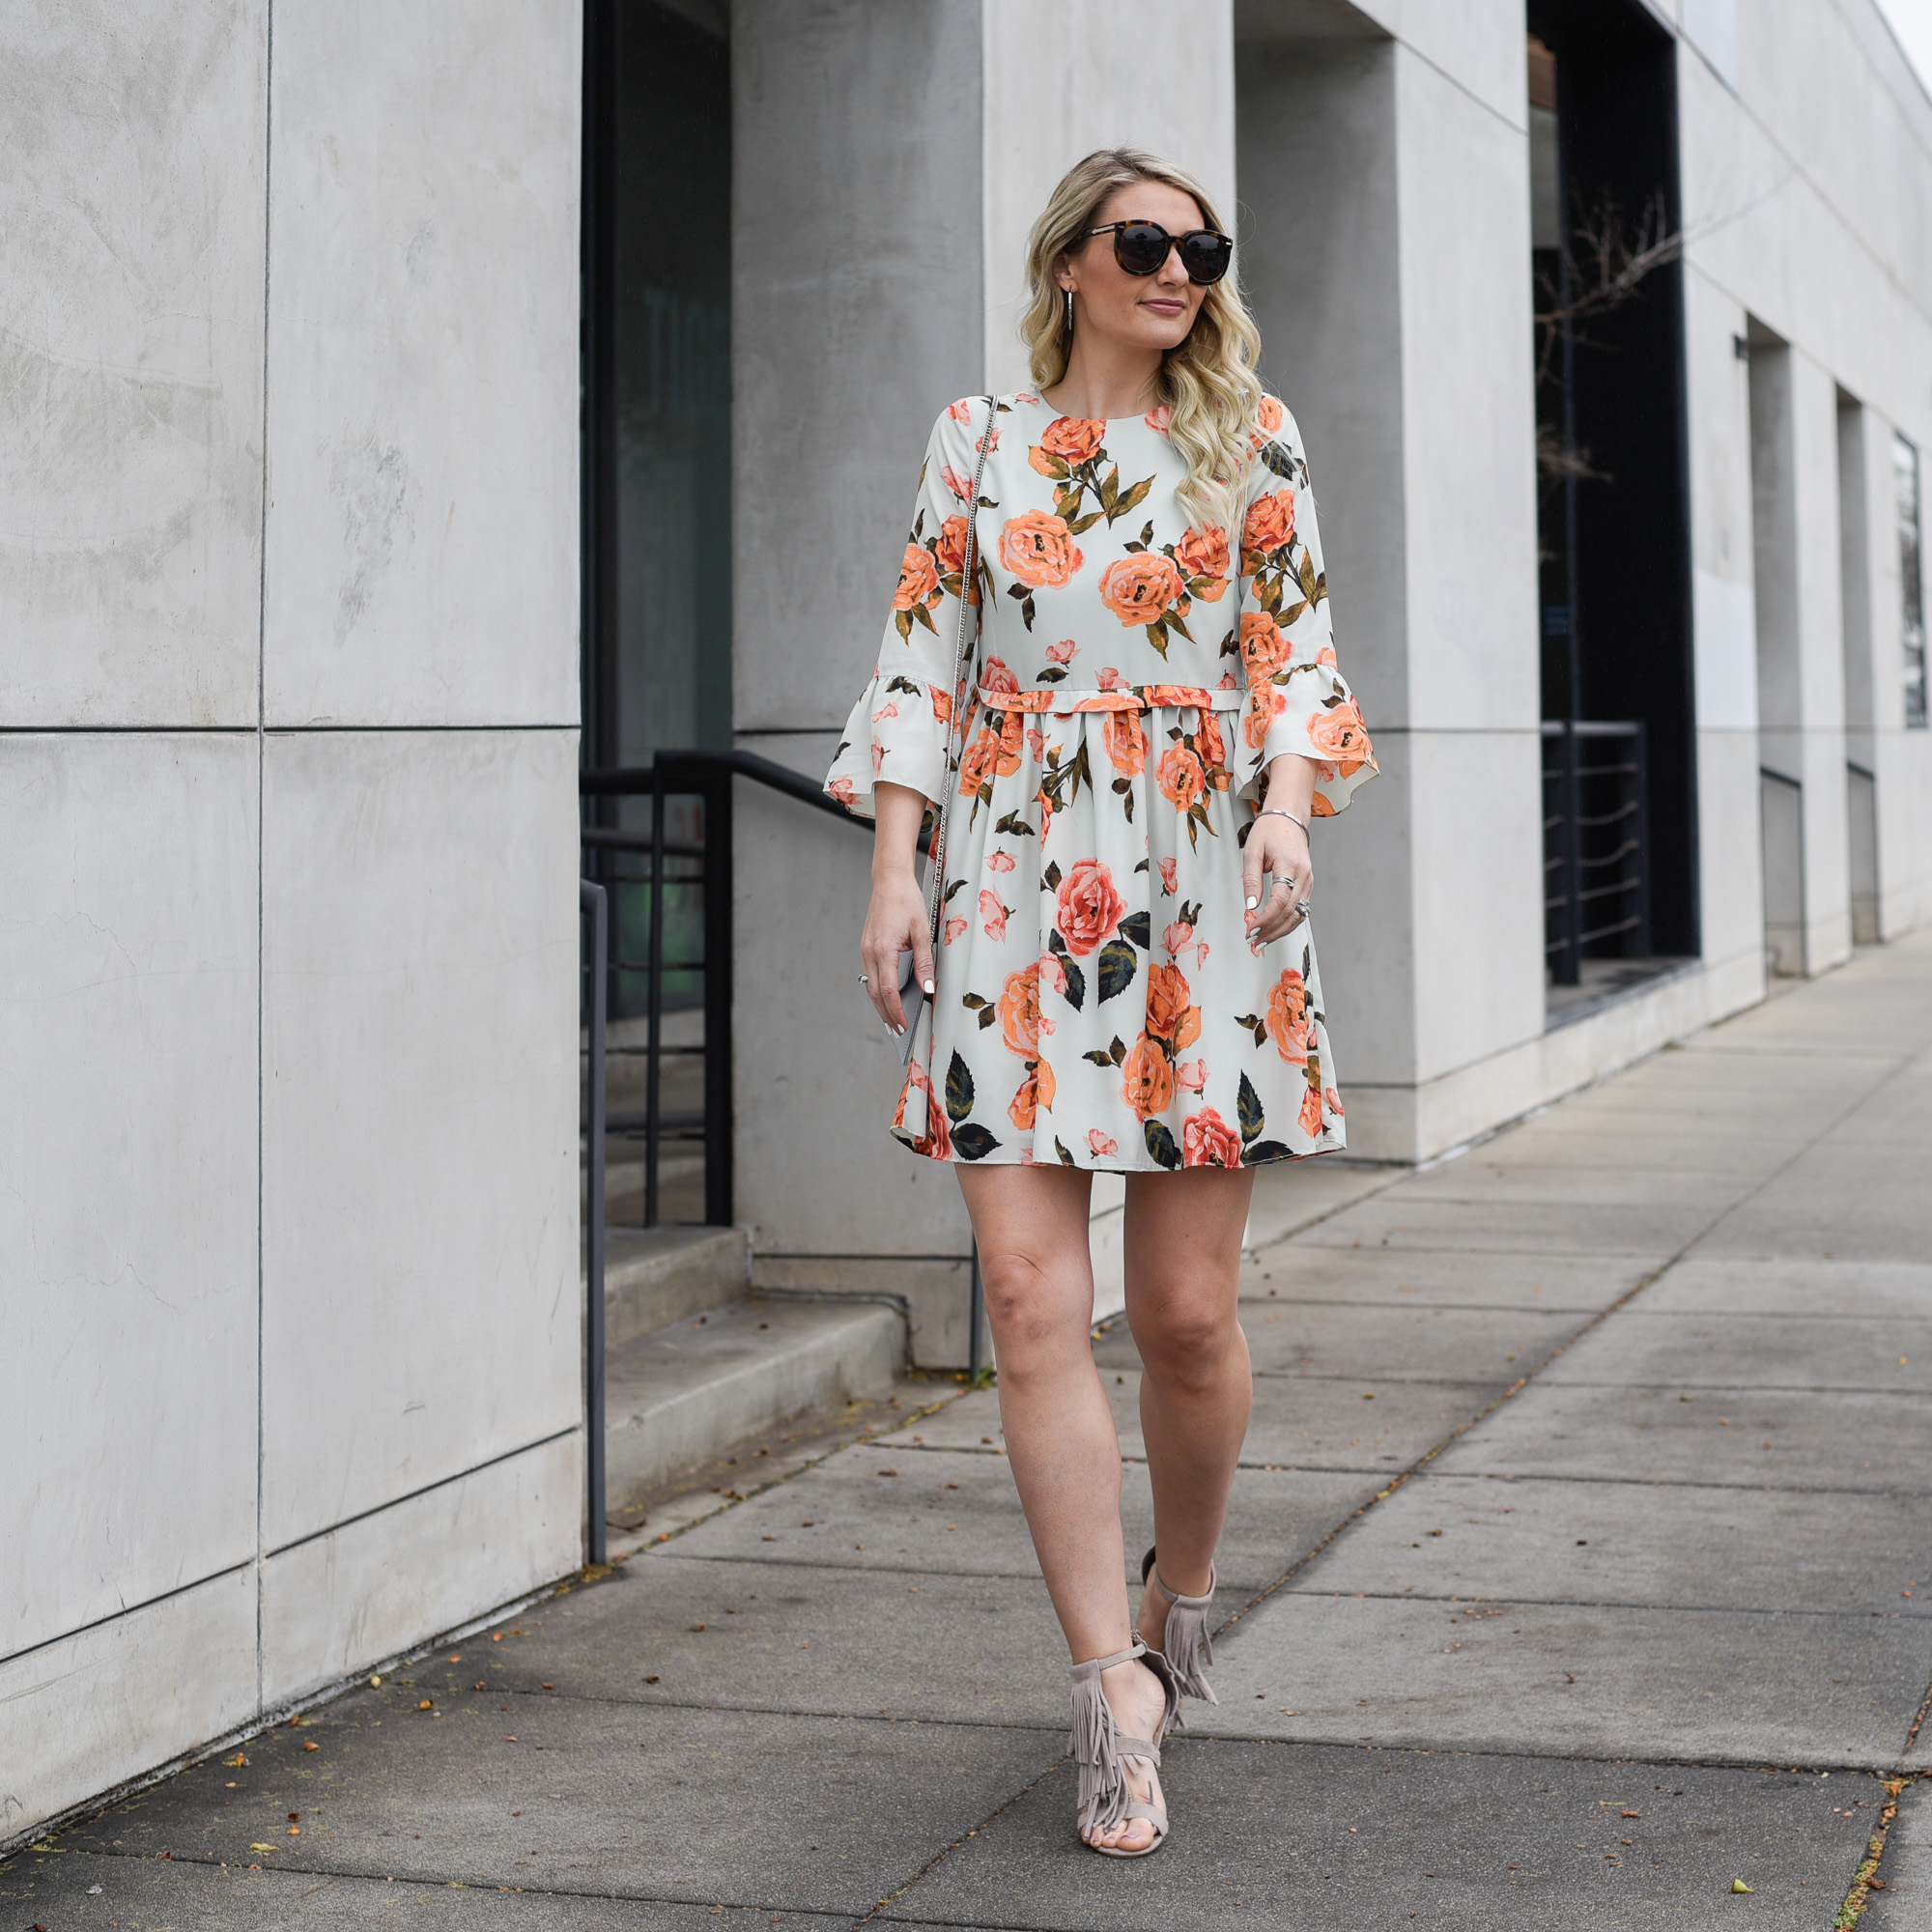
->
[1143, 298, 1186, 315]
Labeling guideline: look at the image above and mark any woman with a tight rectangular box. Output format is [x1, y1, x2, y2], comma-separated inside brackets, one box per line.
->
[826, 149, 1374, 1857]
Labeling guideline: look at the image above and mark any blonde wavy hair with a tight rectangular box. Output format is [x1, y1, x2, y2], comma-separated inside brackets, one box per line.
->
[1021, 148, 1264, 531]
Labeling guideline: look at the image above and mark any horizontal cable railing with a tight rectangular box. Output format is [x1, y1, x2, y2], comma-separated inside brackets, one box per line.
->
[1541, 720, 1652, 983]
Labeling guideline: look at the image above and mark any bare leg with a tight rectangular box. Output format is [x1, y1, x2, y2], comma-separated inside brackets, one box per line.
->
[1122, 1166, 1255, 1647]
[956, 1163, 1169, 1853]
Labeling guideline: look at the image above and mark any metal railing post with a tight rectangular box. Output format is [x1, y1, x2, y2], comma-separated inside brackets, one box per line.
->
[699, 765, 733, 1227]
[644, 765, 667, 1228]
[580, 879, 609, 1568]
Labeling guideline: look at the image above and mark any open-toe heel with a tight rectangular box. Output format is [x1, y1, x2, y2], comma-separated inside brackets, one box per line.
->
[1069, 1636, 1170, 1858]
[1139, 1545, 1220, 1718]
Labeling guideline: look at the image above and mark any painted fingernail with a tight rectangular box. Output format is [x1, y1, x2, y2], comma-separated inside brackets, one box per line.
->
[923, 980, 935, 995]
[1245, 895, 1259, 910]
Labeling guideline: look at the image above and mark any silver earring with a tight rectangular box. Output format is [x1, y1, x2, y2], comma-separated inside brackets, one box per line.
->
[1064, 288, 1074, 333]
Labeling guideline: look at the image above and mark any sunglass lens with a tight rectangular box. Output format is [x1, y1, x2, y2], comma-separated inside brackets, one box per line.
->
[1180, 231, 1233, 284]
[1114, 222, 1172, 274]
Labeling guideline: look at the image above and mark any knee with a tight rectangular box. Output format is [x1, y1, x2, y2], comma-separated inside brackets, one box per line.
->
[1135, 1289, 1238, 1387]
[980, 1249, 1087, 1365]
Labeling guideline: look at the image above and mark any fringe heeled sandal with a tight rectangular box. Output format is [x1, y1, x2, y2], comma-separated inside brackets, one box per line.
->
[1139, 1546, 1220, 1715]
[1068, 1635, 1178, 1857]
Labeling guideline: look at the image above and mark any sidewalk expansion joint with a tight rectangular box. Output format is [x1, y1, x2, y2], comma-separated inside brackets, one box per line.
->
[1835, 1776, 1911, 1929]
[853, 1754, 1071, 1926]
[1280, 1585, 1932, 1621]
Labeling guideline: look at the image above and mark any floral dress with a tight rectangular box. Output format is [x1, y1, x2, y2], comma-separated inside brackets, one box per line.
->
[825, 392, 1375, 1172]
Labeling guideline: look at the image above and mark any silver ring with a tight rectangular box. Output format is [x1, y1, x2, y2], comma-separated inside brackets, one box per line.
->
[857, 973, 869, 987]
[1295, 899, 1312, 918]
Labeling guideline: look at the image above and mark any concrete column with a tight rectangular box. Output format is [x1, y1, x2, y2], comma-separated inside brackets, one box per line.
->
[1748, 333, 1853, 975]
[1682, 270, 1768, 998]
[1236, 14, 1543, 1160]
[731, 0, 1236, 1360]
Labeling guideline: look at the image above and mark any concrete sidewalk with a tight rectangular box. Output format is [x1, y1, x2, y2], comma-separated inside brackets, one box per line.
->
[9, 936, 1932, 1929]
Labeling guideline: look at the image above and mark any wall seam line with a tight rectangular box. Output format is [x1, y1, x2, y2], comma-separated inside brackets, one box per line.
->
[260, 1426, 580, 1561]
[255, 0, 274, 1725]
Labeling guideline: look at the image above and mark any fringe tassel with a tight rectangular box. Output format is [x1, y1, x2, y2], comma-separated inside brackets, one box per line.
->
[1160, 1594, 1219, 1705]
[1069, 1662, 1131, 1833]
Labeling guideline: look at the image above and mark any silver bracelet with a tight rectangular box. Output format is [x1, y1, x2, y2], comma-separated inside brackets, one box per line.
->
[1255, 808, 1310, 836]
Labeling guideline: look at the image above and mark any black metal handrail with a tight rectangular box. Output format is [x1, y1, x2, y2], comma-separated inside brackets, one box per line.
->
[580, 749, 985, 1376]
[1541, 720, 1651, 982]
[579, 879, 608, 1568]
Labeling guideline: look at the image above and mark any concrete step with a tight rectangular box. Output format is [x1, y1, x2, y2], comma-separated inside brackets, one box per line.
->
[603, 1293, 904, 1501]
[584, 1224, 750, 1348]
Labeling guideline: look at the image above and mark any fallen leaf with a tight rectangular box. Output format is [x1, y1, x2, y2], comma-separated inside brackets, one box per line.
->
[473, 1682, 487, 1690]
[1732, 1879, 1753, 1893]
[644, 1675, 660, 1685]
[417, 1698, 434, 1711]
[250, 1843, 275, 1852]
[1621, 1809, 1640, 1818]
[877, 1468, 899, 1477]
[690, 1623, 705, 1633]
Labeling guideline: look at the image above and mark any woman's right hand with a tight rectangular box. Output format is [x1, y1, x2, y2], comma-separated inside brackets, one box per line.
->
[862, 780, 935, 1036]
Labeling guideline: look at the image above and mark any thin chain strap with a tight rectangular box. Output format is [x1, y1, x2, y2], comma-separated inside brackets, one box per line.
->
[922, 396, 994, 950]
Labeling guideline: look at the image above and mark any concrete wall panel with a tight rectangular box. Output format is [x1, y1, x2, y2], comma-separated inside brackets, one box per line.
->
[0, 1569, 256, 1847]
[262, 0, 581, 728]
[732, 0, 985, 738]
[260, 729, 580, 1550]
[731, 734, 975, 1264]
[980, 0, 1236, 398]
[0, 1, 266, 727]
[0, 734, 258, 1661]
[261, 1433, 579, 1709]
[1392, 43, 1539, 733]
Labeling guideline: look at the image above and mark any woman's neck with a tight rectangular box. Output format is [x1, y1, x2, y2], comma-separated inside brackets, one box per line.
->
[1040, 339, 1164, 422]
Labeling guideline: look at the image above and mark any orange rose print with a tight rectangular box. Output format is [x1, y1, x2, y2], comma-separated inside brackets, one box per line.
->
[1156, 744, 1208, 813]
[998, 965, 1042, 1058]
[935, 515, 970, 580]
[1241, 489, 1296, 558]
[1174, 525, 1230, 600]
[1088, 1128, 1121, 1158]
[981, 656, 1021, 696]
[1144, 405, 1173, 436]
[1182, 1108, 1243, 1168]
[1145, 962, 1202, 1051]
[1239, 612, 1289, 687]
[1103, 707, 1147, 776]
[958, 726, 1000, 797]
[1307, 698, 1372, 771]
[895, 543, 940, 611]
[1008, 1056, 1057, 1131]
[827, 776, 856, 810]
[1299, 1085, 1324, 1138]
[930, 685, 953, 726]
[1244, 686, 1285, 752]
[1040, 417, 1105, 466]
[1265, 968, 1311, 1065]
[1054, 859, 1125, 957]
[1098, 553, 1184, 626]
[1121, 1033, 1175, 1121]
[1256, 395, 1284, 435]
[1197, 709, 1228, 776]
[1000, 510, 1084, 588]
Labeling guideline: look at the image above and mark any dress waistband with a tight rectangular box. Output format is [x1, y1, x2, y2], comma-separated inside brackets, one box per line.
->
[974, 682, 1243, 714]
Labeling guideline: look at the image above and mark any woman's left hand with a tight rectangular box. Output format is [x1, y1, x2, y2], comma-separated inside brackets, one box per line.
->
[1242, 812, 1313, 947]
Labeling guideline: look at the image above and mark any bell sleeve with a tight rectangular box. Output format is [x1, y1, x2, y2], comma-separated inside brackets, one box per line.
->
[1232, 400, 1378, 816]
[824, 400, 986, 819]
